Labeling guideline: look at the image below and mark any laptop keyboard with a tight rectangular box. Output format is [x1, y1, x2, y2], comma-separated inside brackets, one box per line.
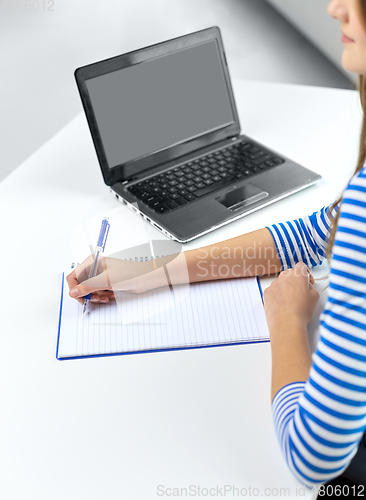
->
[127, 141, 284, 214]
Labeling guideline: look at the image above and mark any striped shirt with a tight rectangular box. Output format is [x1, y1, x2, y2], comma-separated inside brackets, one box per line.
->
[265, 165, 366, 487]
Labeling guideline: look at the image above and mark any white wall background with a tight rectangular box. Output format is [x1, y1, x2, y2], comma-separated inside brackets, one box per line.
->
[267, 0, 357, 84]
[0, 0, 354, 182]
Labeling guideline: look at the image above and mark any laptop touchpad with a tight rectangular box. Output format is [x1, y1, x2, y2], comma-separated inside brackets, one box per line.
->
[216, 183, 269, 211]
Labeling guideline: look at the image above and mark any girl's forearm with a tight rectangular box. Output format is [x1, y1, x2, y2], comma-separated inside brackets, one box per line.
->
[186, 227, 282, 282]
[270, 318, 312, 401]
[154, 227, 282, 286]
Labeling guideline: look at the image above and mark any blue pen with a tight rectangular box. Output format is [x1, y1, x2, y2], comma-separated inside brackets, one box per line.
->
[83, 218, 110, 314]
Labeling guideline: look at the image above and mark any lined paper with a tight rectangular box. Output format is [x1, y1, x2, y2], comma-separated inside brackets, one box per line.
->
[57, 268, 269, 359]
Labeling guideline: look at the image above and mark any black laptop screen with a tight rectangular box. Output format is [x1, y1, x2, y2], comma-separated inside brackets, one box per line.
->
[85, 40, 235, 169]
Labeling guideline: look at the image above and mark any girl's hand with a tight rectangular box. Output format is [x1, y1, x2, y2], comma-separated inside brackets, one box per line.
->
[66, 255, 166, 305]
[263, 261, 320, 331]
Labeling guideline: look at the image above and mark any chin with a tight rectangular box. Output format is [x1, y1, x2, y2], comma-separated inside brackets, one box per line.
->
[341, 60, 358, 74]
[341, 51, 366, 75]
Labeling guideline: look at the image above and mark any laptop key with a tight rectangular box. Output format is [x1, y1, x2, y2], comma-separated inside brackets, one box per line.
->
[265, 160, 276, 167]
[187, 186, 197, 192]
[130, 187, 145, 197]
[252, 154, 271, 165]
[152, 198, 165, 208]
[155, 204, 170, 213]
[128, 185, 137, 192]
[195, 182, 205, 189]
[194, 176, 235, 197]
[147, 197, 163, 207]
[169, 193, 180, 200]
[176, 197, 189, 205]
[167, 201, 179, 209]
[249, 152, 265, 160]
[184, 194, 197, 201]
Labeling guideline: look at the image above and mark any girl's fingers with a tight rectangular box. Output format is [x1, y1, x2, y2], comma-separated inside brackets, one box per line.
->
[72, 290, 115, 305]
[90, 291, 115, 303]
[68, 274, 110, 299]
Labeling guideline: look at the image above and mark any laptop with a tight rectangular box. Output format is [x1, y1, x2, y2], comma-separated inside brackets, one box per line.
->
[75, 26, 321, 243]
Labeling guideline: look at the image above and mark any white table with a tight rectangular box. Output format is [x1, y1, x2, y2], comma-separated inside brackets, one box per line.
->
[0, 80, 361, 500]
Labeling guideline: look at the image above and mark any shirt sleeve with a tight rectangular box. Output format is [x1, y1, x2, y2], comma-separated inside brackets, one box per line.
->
[271, 168, 366, 487]
[265, 203, 340, 271]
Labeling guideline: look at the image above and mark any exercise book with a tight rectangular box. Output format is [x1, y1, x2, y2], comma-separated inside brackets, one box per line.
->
[57, 261, 269, 360]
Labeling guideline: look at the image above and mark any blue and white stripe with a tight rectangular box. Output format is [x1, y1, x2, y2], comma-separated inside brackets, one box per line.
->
[265, 165, 366, 487]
